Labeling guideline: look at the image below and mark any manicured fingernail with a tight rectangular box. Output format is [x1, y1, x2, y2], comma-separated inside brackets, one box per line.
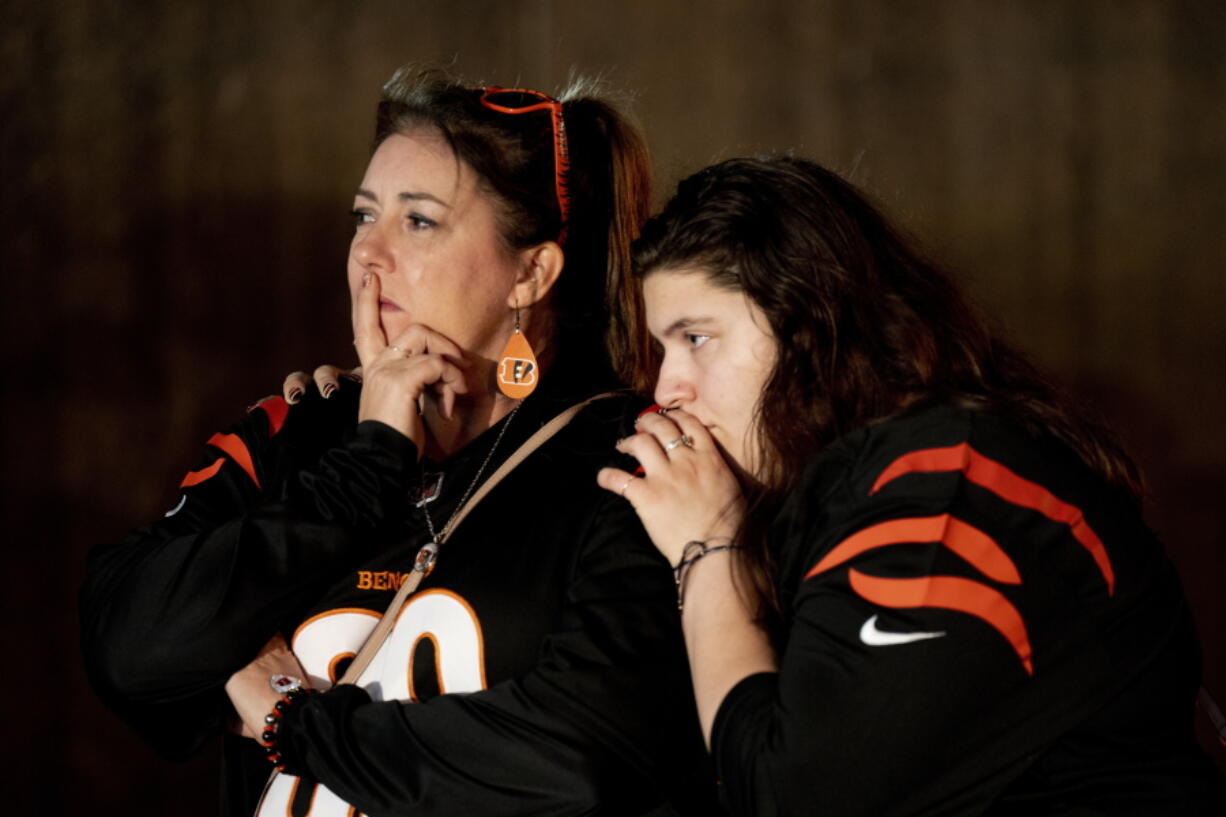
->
[322, 383, 336, 399]
[287, 387, 303, 404]
[636, 404, 663, 424]
[362, 272, 371, 288]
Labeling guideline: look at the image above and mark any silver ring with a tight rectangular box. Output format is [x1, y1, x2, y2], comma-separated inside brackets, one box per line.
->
[620, 476, 635, 497]
[663, 434, 693, 452]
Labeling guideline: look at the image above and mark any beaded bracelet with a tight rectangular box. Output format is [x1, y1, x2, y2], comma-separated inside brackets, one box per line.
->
[261, 675, 315, 771]
[673, 538, 739, 612]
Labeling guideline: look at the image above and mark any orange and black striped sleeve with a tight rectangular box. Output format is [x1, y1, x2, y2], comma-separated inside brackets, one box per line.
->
[711, 404, 1214, 815]
[79, 383, 420, 759]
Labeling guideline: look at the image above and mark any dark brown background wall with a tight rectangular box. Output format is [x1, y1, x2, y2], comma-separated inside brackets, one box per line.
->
[3, 1, 1223, 813]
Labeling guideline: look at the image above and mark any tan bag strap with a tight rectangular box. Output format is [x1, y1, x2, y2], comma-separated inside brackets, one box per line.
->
[255, 394, 615, 809]
[337, 393, 613, 685]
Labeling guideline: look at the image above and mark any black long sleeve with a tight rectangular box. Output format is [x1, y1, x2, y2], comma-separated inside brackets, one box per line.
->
[710, 405, 1223, 816]
[268, 490, 708, 816]
[84, 384, 718, 815]
[81, 388, 419, 757]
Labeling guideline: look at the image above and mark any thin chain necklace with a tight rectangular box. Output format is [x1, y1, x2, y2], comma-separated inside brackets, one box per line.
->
[419, 399, 523, 549]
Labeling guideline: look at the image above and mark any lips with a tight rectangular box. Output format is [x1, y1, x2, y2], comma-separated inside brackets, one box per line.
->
[379, 297, 403, 312]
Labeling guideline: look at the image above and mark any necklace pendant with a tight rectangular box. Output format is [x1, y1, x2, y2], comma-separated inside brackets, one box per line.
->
[413, 542, 439, 576]
[414, 471, 444, 508]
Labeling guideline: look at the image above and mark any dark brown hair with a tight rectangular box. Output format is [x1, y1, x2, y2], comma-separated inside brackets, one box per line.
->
[374, 67, 652, 385]
[633, 156, 1142, 616]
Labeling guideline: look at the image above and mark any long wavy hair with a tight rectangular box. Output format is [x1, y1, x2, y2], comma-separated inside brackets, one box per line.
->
[375, 66, 653, 386]
[632, 156, 1142, 618]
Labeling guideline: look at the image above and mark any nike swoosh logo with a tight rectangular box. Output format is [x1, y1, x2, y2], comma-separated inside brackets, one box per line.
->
[859, 614, 946, 646]
[164, 494, 187, 517]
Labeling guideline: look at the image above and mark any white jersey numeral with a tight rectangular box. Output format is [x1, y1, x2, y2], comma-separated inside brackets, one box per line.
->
[256, 589, 487, 817]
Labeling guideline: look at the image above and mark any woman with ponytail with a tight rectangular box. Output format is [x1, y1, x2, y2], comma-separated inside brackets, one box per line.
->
[82, 68, 715, 816]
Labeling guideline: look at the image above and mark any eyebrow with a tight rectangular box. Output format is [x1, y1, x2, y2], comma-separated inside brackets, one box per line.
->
[354, 188, 452, 208]
[659, 316, 714, 338]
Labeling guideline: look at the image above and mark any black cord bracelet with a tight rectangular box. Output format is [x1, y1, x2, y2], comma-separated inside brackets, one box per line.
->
[673, 538, 739, 612]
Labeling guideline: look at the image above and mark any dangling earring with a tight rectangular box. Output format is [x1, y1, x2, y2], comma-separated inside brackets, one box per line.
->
[496, 302, 539, 399]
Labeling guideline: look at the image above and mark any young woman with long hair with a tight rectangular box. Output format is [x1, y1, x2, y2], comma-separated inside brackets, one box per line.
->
[600, 156, 1223, 815]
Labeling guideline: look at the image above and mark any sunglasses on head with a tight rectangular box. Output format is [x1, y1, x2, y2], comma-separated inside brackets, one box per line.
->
[478, 87, 571, 245]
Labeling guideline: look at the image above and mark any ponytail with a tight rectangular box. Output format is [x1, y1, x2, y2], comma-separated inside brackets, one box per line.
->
[563, 96, 654, 391]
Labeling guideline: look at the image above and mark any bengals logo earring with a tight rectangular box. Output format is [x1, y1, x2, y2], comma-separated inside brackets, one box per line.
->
[496, 303, 538, 399]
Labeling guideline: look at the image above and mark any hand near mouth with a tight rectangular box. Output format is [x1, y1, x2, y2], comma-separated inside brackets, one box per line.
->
[351, 273, 470, 454]
[597, 408, 744, 567]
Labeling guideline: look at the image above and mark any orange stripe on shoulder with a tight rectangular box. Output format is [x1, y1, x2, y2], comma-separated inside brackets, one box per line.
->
[805, 514, 1021, 585]
[207, 432, 261, 489]
[256, 396, 290, 436]
[869, 442, 1114, 594]
[870, 443, 972, 494]
[181, 457, 225, 488]
[849, 570, 1034, 676]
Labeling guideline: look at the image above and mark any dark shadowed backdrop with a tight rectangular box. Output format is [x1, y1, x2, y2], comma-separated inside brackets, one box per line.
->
[3, 1, 1223, 813]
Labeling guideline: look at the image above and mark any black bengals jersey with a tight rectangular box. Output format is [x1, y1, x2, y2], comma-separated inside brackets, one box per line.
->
[712, 404, 1223, 816]
[81, 366, 717, 817]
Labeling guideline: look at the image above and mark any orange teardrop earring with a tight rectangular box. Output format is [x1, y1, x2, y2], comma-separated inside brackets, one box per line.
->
[496, 303, 539, 399]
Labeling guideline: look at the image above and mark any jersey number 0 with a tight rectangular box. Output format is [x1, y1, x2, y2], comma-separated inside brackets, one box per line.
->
[257, 589, 487, 817]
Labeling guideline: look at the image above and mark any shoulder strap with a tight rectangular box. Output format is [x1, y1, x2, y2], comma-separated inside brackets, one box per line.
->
[337, 392, 615, 685]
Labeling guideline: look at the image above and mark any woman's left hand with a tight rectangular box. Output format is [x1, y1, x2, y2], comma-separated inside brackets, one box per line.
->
[597, 409, 745, 566]
[225, 634, 310, 740]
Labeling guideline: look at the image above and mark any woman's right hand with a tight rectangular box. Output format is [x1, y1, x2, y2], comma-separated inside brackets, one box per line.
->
[349, 272, 469, 452]
[282, 365, 361, 404]
[598, 409, 744, 567]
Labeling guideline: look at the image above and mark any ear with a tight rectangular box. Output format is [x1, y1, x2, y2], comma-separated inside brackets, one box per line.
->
[507, 241, 564, 309]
